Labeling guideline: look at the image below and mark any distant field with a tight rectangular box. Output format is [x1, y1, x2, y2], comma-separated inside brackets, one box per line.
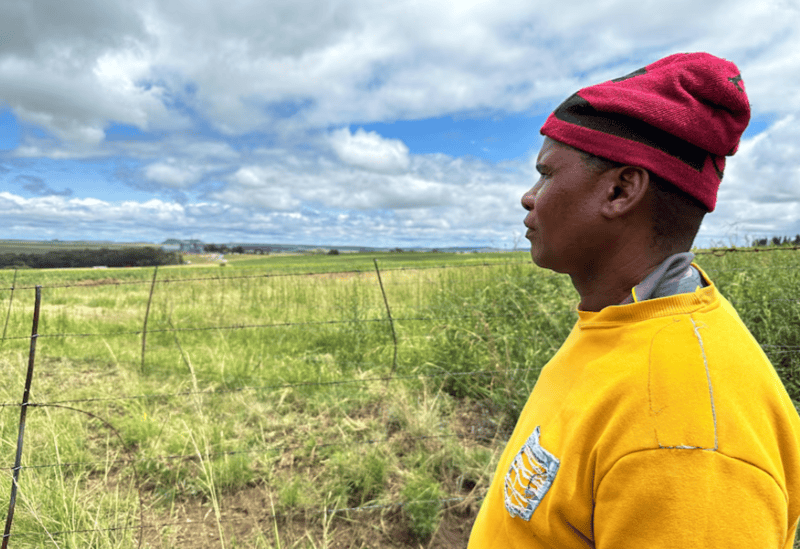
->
[0, 239, 156, 254]
[0, 239, 531, 271]
[219, 249, 530, 271]
[0, 247, 798, 548]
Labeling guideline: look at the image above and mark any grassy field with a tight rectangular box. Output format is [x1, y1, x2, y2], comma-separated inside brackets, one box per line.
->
[0, 249, 799, 548]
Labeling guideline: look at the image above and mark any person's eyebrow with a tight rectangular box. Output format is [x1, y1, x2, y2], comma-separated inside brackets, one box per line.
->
[535, 163, 548, 174]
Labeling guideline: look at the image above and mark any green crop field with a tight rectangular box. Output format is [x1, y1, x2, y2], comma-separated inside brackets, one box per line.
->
[0, 249, 798, 548]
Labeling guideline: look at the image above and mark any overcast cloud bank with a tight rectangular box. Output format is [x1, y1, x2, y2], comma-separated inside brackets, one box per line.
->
[1, 0, 799, 248]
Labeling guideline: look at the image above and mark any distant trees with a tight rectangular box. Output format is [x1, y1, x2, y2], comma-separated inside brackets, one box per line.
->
[204, 244, 245, 254]
[204, 243, 229, 253]
[0, 247, 182, 269]
[749, 235, 800, 247]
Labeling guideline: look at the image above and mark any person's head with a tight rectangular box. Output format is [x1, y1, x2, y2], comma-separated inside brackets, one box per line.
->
[523, 52, 750, 273]
[571, 145, 708, 255]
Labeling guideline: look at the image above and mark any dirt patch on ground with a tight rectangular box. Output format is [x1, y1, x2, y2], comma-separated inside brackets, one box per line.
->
[138, 483, 481, 548]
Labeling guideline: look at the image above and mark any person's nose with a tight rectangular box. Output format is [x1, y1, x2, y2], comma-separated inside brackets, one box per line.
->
[521, 187, 536, 211]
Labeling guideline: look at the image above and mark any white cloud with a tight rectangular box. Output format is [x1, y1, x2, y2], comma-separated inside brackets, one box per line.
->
[144, 161, 202, 188]
[720, 115, 800, 204]
[699, 114, 800, 245]
[329, 128, 410, 173]
[0, 140, 519, 246]
[215, 166, 302, 211]
[7, 0, 798, 149]
[2, 0, 800, 248]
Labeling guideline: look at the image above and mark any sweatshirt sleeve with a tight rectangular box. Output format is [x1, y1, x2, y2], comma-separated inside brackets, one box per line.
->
[594, 448, 790, 549]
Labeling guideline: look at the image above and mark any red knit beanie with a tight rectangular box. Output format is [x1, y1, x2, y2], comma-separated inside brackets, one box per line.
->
[540, 52, 750, 212]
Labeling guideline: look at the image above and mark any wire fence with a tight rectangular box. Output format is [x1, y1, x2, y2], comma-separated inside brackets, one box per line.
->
[1, 248, 799, 547]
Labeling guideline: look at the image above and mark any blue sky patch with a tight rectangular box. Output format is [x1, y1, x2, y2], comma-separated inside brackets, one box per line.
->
[0, 109, 20, 151]
[360, 113, 547, 163]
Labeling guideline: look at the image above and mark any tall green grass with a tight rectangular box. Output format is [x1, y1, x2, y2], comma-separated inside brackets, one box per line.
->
[0, 249, 798, 548]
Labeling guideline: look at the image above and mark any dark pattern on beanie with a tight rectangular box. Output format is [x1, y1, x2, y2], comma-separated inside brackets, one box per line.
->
[540, 52, 751, 212]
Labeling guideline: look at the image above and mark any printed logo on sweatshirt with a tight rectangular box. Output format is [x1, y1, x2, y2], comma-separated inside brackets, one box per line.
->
[504, 426, 560, 521]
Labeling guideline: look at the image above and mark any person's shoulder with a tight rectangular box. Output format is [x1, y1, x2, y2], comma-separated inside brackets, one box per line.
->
[645, 315, 719, 449]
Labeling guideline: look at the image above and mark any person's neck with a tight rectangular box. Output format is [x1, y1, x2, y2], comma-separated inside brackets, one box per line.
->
[571, 246, 670, 312]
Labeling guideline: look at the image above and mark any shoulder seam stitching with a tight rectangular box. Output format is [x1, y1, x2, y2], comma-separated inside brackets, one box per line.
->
[689, 315, 719, 451]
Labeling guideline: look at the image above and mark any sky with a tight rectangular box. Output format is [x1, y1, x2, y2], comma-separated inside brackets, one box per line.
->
[1, 0, 799, 250]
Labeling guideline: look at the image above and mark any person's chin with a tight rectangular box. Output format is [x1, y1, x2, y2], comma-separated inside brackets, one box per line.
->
[529, 245, 546, 268]
[527, 233, 552, 269]
[529, 245, 562, 273]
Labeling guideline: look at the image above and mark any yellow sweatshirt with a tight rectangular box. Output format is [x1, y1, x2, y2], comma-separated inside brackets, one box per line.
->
[468, 265, 800, 548]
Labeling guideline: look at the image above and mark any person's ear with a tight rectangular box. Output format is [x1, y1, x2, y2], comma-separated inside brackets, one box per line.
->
[598, 166, 650, 219]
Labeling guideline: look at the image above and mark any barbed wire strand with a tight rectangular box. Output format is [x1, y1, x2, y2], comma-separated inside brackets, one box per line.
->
[1, 249, 799, 544]
[695, 245, 800, 256]
[0, 308, 581, 341]
[3, 290, 799, 342]
[0, 261, 533, 292]
[7, 432, 470, 473]
[1, 246, 800, 293]
[0, 340, 796, 412]
[6, 492, 485, 540]
[0, 366, 539, 409]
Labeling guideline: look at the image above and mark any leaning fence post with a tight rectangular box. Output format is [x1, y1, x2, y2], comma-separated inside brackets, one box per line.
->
[141, 266, 158, 373]
[1, 269, 18, 343]
[373, 259, 398, 378]
[2, 285, 42, 549]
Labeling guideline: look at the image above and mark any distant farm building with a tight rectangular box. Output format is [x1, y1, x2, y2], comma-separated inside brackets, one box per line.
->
[237, 244, 274, 254]
[161, 239, 205, 253]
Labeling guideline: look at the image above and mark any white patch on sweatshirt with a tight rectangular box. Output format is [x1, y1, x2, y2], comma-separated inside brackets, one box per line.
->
[504, 426, 560, 521]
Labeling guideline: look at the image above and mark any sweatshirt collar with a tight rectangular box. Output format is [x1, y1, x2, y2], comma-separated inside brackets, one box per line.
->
[577, 262, 717, 327]
[619, 252, 702, 305]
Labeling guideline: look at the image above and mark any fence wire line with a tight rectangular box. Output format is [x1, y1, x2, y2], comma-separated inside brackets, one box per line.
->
[2, 251, 799, 544]
[0, 309, 580, 341]
[1, 247, 800, 293]
[0, 260, 533, 292]
[2, 289, 799, 342]
[0, 366, 541, 409]
[5, 492, 484, 540]
[0, 336, 797, 412]
[695, 245, 800, 256]
[4, 432, 470, 473]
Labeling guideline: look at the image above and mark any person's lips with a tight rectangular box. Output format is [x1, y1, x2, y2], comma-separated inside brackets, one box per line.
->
[524, 217, 535, 236]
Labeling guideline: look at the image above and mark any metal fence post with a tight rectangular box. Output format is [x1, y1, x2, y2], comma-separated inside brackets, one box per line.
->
[1, 269, 18, 343]
[2, 285, 42, 549]
[373, 259, 398, 377]
[141, 266, 158, 373]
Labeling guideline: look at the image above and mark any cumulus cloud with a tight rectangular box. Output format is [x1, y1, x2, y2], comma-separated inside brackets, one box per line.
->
[214, 145, 520, 211]
[2, 0, 800, 248]
[0, 191, 195, 240]
[5, 0, 797, 150]
[720, 115, 800, 204]
[697, 114, 800, 244]
[329, 127, 410, 173]
[144, 160, 202, 188]
[215, 166, 302, 211]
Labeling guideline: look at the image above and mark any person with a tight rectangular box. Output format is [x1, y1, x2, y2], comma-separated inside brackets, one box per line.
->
[467, 52, 800, 548]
